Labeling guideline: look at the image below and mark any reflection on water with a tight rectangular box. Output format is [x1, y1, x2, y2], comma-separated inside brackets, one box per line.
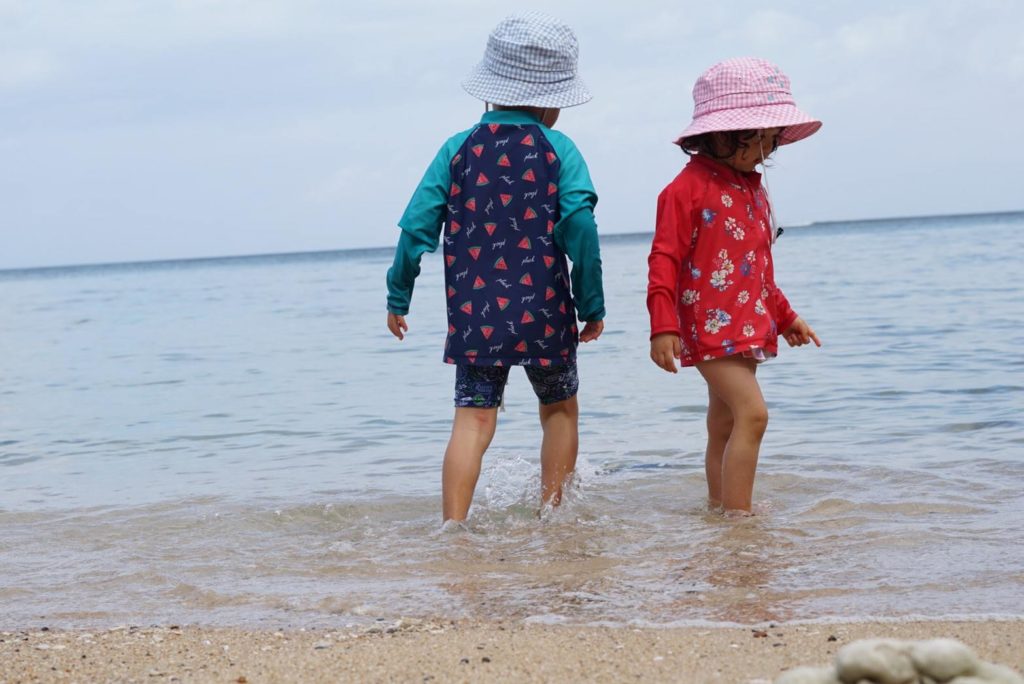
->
[0, 213, 1023, 627]
[2, 453, 1021, 628]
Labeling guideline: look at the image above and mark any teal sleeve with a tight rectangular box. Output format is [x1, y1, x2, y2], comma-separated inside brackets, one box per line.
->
[545, 129, 599, 219]
[546, 129, 605, 322]
[386, 230, 436, 315]
[386, 131, 470, 315]
[554, 208, 605, 322]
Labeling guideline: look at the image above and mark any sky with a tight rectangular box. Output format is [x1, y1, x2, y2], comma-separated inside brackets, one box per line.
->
[2, 0, 1022, 269]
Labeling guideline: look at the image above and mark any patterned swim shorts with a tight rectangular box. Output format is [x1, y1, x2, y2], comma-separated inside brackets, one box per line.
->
[454, 361, 579, 408]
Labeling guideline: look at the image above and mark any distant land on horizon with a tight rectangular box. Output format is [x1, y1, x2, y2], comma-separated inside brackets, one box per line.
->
[3, 209, 1021, 275]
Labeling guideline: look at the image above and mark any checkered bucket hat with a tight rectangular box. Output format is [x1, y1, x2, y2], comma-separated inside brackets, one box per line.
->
[674, 57, 821, 146]
[462, 11, 591, 108]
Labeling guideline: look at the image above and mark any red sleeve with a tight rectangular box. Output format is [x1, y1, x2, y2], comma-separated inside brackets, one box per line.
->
[773, 287, 799, 333]
[647, 181, 692, 339]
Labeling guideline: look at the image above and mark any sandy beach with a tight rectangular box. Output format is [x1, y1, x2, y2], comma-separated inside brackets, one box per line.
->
[2, 619, 1021, 683]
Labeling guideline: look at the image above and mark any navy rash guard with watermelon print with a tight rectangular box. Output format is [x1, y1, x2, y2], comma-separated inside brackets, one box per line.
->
[386, 110, 605, 368]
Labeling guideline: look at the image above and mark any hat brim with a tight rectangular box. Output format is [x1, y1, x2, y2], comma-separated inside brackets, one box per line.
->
[673, 103, 821, 146]
[462, 61, 592, 108]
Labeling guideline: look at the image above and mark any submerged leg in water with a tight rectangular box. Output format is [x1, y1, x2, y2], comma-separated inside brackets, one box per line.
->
[538, 395, 579, 509]
[696, 356, 768, 514]
[441, 407, 498, 522]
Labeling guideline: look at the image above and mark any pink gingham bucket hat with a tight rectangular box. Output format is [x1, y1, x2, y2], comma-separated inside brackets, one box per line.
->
[674, 57, 821, 146]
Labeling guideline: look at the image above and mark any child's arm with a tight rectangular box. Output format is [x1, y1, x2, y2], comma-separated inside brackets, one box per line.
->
[385, 136, 465, 339]
[782, 317, 821, 347]
[770, 270, 821, 348]
[548, 134, 605, 342]
[647, 184, 692, 372]
[553, 208, 604, 341]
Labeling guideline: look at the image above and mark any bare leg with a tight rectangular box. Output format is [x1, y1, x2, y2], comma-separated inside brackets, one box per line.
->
[704, 389, 733, 509]
[696, 356, 768, 513]
[538, 396, 579, 507]
[442, 407, 498, 521]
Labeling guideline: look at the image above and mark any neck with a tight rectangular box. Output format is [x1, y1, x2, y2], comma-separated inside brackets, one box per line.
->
[702, 153, 758, 175]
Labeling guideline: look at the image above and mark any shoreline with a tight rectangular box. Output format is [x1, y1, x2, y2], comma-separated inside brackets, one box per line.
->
[3, 619, 1022, 683]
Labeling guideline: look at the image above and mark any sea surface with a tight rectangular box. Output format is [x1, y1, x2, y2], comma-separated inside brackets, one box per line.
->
[1, 212, 1023, 629]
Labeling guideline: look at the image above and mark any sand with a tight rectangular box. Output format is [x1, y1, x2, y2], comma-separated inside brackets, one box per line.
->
[1, 619, 1021, 683]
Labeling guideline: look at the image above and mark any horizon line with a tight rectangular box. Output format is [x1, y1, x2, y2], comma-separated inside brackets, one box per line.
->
[2, 208, 1021, 275]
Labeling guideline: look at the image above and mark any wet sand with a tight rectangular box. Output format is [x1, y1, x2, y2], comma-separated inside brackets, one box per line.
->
[2, 620, 1021, 683]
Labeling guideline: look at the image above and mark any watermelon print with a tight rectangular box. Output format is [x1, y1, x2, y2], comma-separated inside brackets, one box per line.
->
[441, 120, 577, 366]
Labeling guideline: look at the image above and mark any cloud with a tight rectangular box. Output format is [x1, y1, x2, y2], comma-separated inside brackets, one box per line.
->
[2, 0, 1024, 268]
[0, 50, 59, 89]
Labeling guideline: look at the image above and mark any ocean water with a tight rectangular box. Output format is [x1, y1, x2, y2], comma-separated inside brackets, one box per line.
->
[1, 212, 1022, 629]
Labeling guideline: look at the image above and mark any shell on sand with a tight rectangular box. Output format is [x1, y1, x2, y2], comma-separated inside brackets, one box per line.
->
[835, 638, 917, 684]
[774, 638, 1024, 684]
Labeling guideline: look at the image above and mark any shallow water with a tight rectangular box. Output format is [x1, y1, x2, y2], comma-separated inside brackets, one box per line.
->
[1, 212, 1022, 628]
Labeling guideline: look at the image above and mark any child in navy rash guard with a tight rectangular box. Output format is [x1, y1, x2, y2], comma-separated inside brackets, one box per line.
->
[385, 12, 605, 522]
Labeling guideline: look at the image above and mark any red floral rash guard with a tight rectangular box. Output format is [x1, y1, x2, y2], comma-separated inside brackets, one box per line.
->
[647, 154, 798, 366]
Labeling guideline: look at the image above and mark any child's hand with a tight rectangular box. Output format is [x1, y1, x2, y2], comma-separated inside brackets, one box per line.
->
[783, 317, 821, 347]
[387, 312, 408, 340]
[650, 333, 682, 373]
[580, 320, 604, 343]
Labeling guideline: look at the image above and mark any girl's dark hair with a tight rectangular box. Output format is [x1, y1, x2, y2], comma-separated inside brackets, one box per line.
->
[677, 129, 781, 159]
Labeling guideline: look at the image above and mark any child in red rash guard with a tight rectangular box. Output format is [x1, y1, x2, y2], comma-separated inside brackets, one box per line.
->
[647, 58, 822, 515]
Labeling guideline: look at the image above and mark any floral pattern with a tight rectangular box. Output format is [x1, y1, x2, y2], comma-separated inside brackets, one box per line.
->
[647, 155, 799, 366]
[724, 216, 745, 240]
[704, 308, 731, 334]
[710, 249, 734, 292]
